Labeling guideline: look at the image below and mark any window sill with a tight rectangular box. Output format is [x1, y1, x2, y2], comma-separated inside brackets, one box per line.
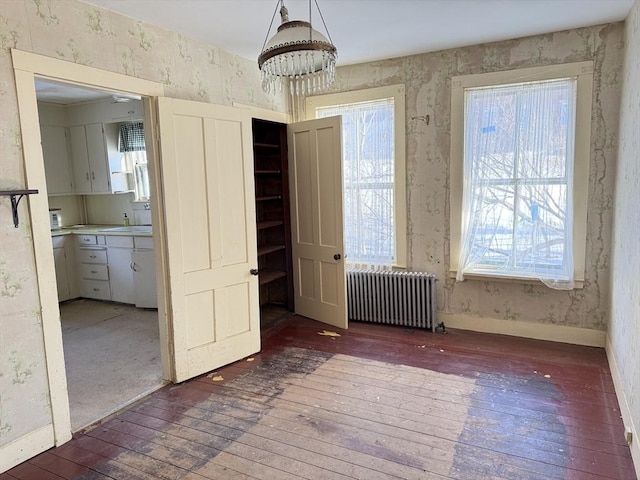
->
[449, 270, 584, 289]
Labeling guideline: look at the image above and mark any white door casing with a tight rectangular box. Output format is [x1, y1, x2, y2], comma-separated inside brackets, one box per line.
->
[157, 97, 260, 382]
[288, 116, 347, 329]
[9, 49, 166, 470]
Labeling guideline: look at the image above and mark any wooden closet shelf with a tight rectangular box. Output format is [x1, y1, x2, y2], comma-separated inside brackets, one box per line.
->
[256, 195, 282, 201]
[258, 244, 285, 256]
[255, 170, 282, 175]
[257, 220, 284, 230]
[259, 269, 287, 285]
[253, 142, 280, 149]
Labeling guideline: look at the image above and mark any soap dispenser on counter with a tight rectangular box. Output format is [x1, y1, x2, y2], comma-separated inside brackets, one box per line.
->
[123, 213, 130, 226]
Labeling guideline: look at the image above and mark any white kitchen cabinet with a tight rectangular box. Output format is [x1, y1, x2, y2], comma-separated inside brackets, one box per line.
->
[106, 236, 134, 304]
[52, 236, 71, 301]
[40, 125, 73, 195]
[77, 235, 111, 300]
[132, 248, 157, 308]
[69, 123, 111, 194]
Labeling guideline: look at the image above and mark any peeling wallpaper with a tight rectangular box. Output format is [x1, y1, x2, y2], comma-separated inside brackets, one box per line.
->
[0, 0, 284, 448]
[0, 0, 629, 456]
[609, 0, 640, 463]
[324, 23, 624, 332]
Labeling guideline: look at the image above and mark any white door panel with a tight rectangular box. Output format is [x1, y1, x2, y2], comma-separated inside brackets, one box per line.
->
[157, 97, 260, 382]
[288, 116, 347, 329]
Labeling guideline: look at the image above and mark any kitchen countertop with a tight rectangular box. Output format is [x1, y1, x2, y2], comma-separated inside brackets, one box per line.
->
[51, 225, 153, 237]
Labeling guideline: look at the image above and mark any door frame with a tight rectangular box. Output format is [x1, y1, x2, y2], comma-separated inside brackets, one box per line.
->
[11, 49, 169, 450]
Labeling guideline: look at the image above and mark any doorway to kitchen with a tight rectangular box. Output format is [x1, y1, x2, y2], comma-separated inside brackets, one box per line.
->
[37, 78, 164, 432]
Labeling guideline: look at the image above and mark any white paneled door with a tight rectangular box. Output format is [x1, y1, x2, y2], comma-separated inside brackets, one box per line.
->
[157, 98, 260, 383]
[288, 117, 347, 329]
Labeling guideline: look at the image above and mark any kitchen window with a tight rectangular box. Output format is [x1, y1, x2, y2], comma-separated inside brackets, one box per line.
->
[306, 85, 406, 268]
[119, 122, 149, 201]
[450, 62, 594, 289]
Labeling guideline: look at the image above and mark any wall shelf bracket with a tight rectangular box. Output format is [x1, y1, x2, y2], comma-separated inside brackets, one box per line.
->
[0, 189, 39, 228]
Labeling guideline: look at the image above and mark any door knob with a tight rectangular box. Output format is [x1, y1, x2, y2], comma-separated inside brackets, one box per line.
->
[334, 254, 341, 261]
[250, 268, 259, 275]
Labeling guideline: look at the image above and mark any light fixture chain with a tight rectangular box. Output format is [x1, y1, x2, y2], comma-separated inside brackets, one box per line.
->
[314, 0, 334, 45]
[308, 0, 312, 42]
[261, 0, 283, 53]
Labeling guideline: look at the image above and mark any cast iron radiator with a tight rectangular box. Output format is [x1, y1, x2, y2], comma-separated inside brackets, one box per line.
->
[346, 269, 437, 332]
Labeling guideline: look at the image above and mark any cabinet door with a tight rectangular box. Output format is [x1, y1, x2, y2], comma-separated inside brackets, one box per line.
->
[69, 125, 92, 194]
[132, 249, 157, 308]
[53, 246, 71, 302]
[40, 125, 73, 195]
[85, 123, 111, 193]
[108, 247, 134, 304]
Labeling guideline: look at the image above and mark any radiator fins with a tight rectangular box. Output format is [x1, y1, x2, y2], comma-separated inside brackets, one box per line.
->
[346, 269, 437, 332]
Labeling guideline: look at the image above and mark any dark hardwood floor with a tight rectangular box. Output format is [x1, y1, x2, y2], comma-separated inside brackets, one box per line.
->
[4, 316, 637, 479]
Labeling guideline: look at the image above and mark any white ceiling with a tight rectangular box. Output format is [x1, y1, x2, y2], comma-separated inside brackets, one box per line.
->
[35, 79, 141, 104]
[81, 0, 633, 66]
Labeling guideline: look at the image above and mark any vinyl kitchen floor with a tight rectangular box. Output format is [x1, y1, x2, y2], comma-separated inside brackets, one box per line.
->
[60, 299, 164, 432]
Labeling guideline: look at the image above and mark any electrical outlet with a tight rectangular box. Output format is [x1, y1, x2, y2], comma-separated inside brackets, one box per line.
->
[625, 427, 633, 445]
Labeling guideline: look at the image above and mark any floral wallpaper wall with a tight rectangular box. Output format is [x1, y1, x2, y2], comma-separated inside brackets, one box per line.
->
[324, 23, 624, 332]
[0, 0, 285, 448]
[609, 0, 639, 463]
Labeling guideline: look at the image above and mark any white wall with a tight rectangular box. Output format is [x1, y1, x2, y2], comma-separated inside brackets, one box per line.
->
[608, 0, 640, 473]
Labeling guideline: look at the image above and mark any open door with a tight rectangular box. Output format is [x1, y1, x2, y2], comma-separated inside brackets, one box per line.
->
[157, 98, 260, 382]
[288, 116, 347, 329]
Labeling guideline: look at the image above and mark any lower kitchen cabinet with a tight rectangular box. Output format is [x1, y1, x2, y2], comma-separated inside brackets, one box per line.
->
[52, 236, 71, 301]
[76, 234, 111, 300]
[52, 232, 157, 307]
[132, 248, 157, 308]
[106, 236, 134, 304]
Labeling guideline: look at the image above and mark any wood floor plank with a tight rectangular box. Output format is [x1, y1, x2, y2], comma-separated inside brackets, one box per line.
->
[68, 436, 191, 480]
[6, 462, 66, 480]
[26, 452, 99, 479]
[10, 316, 637, 480]
[176, 352, 633, 479]
[143, 386, 561, 480]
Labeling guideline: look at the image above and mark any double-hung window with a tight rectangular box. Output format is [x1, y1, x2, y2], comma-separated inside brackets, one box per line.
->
[450, 62, 594, 289]
[118, 122, 150, 201]
[306, 85, 406, 268]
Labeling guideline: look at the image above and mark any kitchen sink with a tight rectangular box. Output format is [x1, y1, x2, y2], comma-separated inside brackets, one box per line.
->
[100, 226, 153, 233]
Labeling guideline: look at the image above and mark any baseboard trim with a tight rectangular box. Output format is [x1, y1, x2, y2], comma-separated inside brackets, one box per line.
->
[439, 313, 606, 347]
[605, 336, 640, 477]
[0, 424, 54, 473]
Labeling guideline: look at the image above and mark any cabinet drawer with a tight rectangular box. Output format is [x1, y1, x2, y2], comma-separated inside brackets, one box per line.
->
[106, 235, 134, 248]
[52, 236, 65, 248]
[80, 279, 111, 300]
[77, 234, 97, 245]
[77, 248, 107, 264]
[134, 236, 153, 249]
[79, 263, 109, 280]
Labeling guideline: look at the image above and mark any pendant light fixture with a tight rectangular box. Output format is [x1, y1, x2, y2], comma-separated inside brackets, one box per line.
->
[258, 0, 337, 100]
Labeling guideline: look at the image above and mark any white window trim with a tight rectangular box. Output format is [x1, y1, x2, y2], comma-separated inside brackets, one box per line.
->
[450, 62, 594, 287]
[306, 84, 407, 268]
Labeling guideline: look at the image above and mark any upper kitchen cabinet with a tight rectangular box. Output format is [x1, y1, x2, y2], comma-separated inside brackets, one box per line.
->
[69, 122, 128, 195]
[40, 125, 73, 195]
[70, 123, 111, 194]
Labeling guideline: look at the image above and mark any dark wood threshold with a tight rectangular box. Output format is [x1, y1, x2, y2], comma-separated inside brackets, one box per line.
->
[5, 316, 636, 480]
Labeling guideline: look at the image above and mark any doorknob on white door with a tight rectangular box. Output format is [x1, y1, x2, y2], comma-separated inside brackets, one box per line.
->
[334, 254, 341, 260]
